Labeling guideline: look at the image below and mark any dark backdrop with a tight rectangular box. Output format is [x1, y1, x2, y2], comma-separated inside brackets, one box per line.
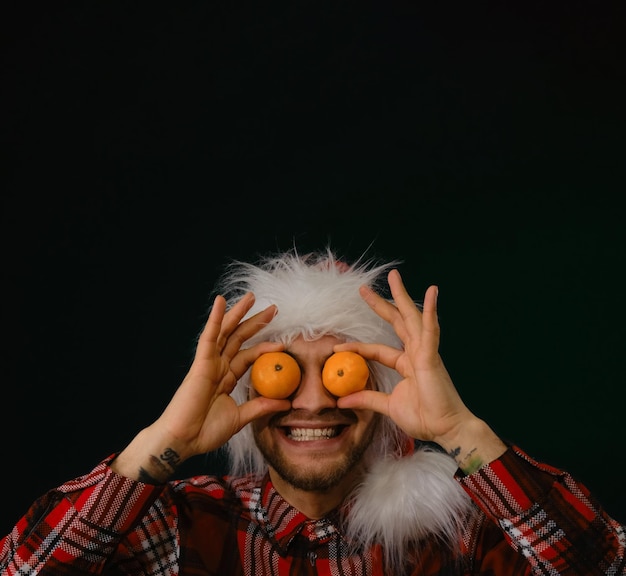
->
[2, 2, 625, 535]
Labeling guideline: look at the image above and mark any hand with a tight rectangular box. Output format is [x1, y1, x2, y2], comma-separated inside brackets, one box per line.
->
[113, 292, 290, 481]
[155, 292, 290, 461]
[336, 269, 500, 462]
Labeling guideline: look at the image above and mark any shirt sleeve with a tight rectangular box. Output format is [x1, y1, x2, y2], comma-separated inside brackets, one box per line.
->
[457, 445, 626, 575]
[0, 454, 167, 575]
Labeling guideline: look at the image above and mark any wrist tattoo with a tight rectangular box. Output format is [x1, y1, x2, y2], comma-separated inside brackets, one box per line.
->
[160, 447, 181, 469]
[138, 448, 182, 484]
[138, 467, 161, 484]
[450, 446, 483, 475]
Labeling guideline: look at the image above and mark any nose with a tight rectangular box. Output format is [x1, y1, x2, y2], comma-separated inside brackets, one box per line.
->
[290, 368, 337, 412]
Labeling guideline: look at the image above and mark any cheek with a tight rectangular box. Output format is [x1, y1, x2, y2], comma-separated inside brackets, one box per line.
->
[252, 415, 270, 434]
[252, 415, 277, 447]
[358, 413, 376, 433]
[357, 411, 382, 438]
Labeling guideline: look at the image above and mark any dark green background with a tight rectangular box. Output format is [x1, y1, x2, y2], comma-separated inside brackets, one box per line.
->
[2, 2, 625, 533]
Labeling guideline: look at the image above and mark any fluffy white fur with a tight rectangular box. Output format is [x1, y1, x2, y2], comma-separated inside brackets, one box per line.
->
[209, 247, 475, 570]
[343, 446, 475, 571]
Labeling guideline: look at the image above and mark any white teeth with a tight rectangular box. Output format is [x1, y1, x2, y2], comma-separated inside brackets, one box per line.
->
[288, 427, 337, 441]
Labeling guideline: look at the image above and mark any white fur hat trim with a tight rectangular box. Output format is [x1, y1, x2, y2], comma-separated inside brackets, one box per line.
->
[344, 446, 475, 568]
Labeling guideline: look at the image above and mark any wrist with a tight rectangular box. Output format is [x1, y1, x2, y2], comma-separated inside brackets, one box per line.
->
[435, 418, 507, 474]
[111, 427, 188, 484]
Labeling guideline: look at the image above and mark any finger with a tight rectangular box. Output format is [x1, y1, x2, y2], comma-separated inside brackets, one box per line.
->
[228, 340, 285, 379]
[194, 294, 229, 359]
[221, 304, 278, 359]
[198, 292, 254, 346]
[215, 292, 257, 349]
[358, 284, 402, 325]
[421, 284, 439, 325]
[385, 273, 442, 363]
[336, 389, 391, 416]
[333, 341, 403, 371]
[358, 278, 415, 344]
[386, 269, 424, 326]
[194, 293, 258, 367]
[386, 271, 444, 354]
[237, 396, 292, 427]
[417, 285, 441, 353]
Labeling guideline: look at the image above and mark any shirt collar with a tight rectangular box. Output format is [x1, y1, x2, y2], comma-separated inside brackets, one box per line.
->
[258, 473, 345, 551]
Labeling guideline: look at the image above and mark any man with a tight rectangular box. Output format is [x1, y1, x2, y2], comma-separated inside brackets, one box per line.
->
[2, 248, 625, 575]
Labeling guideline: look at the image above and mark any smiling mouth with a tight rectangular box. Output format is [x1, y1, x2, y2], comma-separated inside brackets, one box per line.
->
[286, 427, 344, 441]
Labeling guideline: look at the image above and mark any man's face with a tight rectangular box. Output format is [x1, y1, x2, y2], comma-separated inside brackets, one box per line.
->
[252, 334, 380, 493]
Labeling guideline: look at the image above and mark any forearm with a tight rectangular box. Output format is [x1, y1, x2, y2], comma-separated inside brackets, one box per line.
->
[1, 457, 164, 574]
[460, 444, 626, 574]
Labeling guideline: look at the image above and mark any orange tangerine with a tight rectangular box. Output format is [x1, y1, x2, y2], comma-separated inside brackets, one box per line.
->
[322, 351, 369, 397]
[250, 352, 301, 399]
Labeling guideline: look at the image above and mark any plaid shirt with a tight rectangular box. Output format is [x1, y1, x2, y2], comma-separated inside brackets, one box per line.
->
[1, 445, 624, 575]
